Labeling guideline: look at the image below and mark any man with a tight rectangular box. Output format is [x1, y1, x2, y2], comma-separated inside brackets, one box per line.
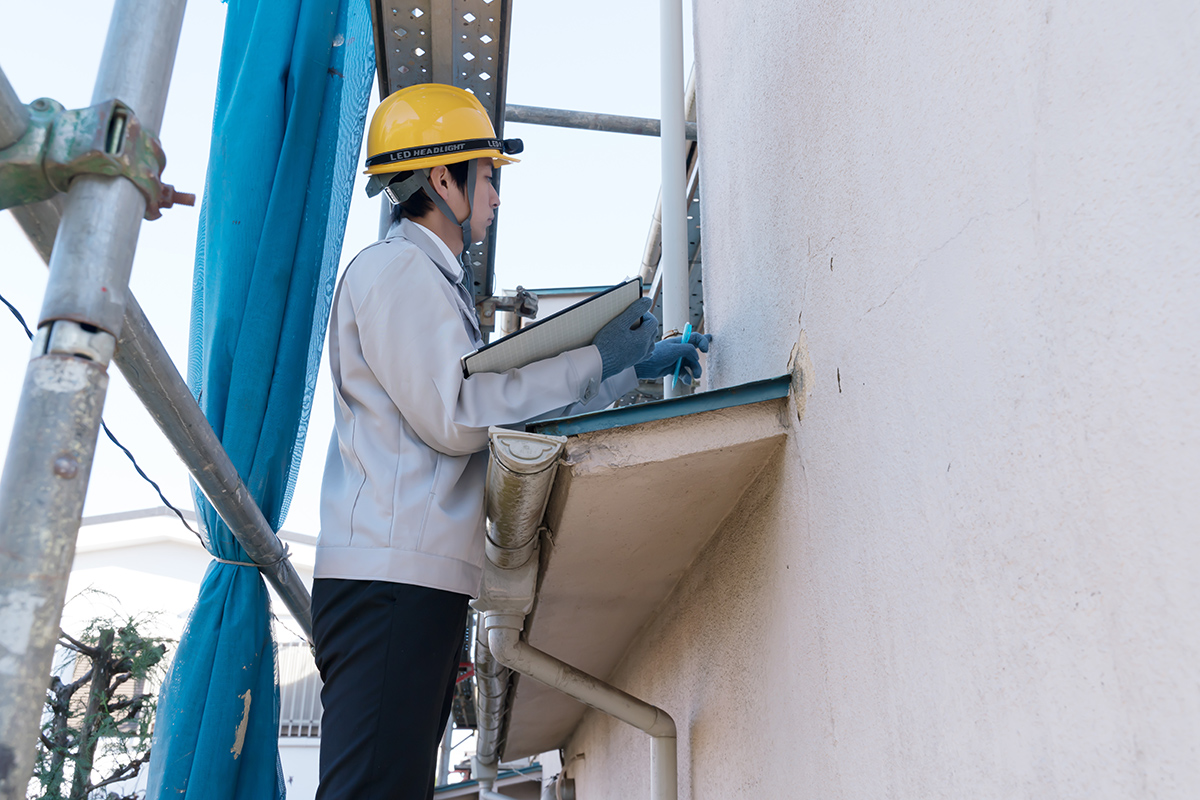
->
[312, 84, 709, 799]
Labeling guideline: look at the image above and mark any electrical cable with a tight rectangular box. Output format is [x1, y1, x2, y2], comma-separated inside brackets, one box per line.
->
[99, 421, 200, 539]
[0, 292, 34, 339]
[0, 289, 201, 540]
[271, 609, 308, 644]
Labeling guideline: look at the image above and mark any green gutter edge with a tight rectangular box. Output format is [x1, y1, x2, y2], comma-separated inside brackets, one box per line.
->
[528, 374, 792, 437]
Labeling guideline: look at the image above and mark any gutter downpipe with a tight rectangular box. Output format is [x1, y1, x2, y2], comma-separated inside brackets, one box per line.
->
[472, 429, 678, 800]
[474, 620, 509, 769]
[437, 712, 453, 787]
[659, 0, 687, 400]
[484, 624, 677, 800]
[639, 68, 697, 290]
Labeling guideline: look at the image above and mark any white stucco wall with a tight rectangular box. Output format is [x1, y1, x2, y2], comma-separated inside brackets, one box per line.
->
[567, 1, 1199, 798]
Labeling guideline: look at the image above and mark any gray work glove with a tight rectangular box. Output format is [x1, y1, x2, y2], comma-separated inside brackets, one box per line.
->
[592, 297, 658, 380]
[634, 331, 713, 384]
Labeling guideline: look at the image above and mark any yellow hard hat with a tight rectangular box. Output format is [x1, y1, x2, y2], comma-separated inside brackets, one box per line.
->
[364, 83, 521, 176]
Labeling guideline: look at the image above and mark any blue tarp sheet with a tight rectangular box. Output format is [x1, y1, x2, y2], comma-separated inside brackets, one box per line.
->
[146, 0, 372, 796]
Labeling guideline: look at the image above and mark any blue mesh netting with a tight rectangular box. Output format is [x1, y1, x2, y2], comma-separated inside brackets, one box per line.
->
[147, 0, 372, 797]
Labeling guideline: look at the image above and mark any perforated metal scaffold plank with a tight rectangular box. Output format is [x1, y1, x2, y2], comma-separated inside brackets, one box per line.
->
[369, 0, 513, 334]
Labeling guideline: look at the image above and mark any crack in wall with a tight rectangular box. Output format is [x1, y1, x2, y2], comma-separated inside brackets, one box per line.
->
[863, 198, 1031, 317]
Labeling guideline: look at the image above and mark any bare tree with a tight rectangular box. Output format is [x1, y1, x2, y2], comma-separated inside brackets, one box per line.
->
[31, 616, 169, 800]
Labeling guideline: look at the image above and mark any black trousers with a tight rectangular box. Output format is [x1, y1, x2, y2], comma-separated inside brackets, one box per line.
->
[312, 578, 469, 800]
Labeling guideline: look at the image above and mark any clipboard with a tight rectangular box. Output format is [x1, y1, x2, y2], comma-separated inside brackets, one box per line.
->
[461, 278, 643, 377]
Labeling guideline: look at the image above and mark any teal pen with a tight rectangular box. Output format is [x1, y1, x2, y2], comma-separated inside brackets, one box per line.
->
[671, 323, 693, 388]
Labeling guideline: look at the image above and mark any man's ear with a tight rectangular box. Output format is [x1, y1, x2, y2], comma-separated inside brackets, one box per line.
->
[428, 164, 452, 201]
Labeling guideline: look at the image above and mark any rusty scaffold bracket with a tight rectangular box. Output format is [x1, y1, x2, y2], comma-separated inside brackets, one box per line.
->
[0, 96, 194, 220]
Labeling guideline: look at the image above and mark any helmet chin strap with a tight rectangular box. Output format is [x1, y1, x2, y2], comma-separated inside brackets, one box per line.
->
[385, 161, 482, 304]
[408, 160, 479, 277]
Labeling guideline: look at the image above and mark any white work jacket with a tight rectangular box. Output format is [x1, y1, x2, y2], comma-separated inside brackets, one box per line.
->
[316, 218, 636, 597]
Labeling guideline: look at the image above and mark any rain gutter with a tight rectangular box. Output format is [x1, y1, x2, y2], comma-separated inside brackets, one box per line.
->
[528, 374, 792, 437]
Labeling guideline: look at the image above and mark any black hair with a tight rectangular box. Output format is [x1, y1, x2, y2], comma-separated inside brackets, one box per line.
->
[389, 160, 471, 225]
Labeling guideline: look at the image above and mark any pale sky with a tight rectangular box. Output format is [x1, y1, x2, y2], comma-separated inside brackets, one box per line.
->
[0, 0, 693, 538]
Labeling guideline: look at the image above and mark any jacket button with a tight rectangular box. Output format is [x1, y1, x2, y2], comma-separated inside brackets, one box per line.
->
[583, 378, 596, 402]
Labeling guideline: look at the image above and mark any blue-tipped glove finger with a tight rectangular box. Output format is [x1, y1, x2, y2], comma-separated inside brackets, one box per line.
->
[677, 331, 712, 353]
[634, 332, 713, 384]
[592, 297, 658, 380]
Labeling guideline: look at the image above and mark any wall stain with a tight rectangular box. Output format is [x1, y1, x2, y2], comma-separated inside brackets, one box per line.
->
[787, 329, 813, 423]
[0, 744, 14, 784]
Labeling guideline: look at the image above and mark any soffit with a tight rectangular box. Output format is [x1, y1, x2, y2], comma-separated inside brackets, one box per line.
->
[500, 381, 791, 758]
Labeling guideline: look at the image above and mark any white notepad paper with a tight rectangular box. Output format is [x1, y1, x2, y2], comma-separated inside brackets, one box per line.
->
[461, 278, 643, 377]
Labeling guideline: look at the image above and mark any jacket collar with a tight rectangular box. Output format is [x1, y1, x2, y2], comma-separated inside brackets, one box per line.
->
[389, 217, 464, 284]
[388, 216, 483, 345]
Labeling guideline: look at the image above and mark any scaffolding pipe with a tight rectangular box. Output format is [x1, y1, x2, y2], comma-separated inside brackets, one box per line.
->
[659, 0, 688, 399]
[0, 2, 187, 798]
[114, 295, 313, 634]
[0, 69, 28, 148]
[504, 104, 696, 141]
[9, 197, 64, 260]
[1, 69, 66, 282]
[6, 202, 314, 638]
[0, 85, 314, 644]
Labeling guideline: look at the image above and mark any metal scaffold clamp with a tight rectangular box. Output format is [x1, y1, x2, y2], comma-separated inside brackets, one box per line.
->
[478, 285, 539, 330]
[0, 96, 195, 220]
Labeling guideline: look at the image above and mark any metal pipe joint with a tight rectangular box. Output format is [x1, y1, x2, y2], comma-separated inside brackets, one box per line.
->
[0, 96, 195, 221]
[481, 617, 678, 800]
[39, 322, 117, 365]
[482, 617, 677, 740]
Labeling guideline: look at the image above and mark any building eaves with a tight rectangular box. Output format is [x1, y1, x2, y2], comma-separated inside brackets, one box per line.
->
[501, 378, 792, 758]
